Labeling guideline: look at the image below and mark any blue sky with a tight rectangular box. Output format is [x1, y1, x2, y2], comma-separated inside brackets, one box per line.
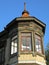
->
[0, 0, 49, 48]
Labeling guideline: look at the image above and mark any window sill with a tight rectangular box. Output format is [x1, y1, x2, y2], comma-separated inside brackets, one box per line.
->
[10, 52, 18, 58]
[20, 51, 33, 54]
[36, 52, 45, 58]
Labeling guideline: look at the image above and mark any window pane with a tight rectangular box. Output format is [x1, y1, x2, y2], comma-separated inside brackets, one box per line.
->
[15, 47, 17, 53]
[11, 46, 13, 54]
[22, 46, 26, 50]
[26, 37, 31, 50]
[11, 35, 17, 54]
[39, 45, 41, 48]
[36, 48, 39, 52]
[15, 43, 17, 47]
[12, 42, 14, 46]
[22, 37, 26, 46]
[35, 35, 42, 53]
[36, 45, 38, 48]
[21, 33, 32, 51]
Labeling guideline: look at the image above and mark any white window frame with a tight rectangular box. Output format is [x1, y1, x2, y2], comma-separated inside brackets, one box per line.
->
[11, 35, 17, 54]
[35, 34, 42, 53]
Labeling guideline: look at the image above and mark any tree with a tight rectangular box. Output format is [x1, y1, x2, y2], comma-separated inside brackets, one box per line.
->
[45, 43, 49, 65]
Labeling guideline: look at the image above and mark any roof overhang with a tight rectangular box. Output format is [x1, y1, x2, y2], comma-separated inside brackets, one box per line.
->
[16, 16, 46, 34]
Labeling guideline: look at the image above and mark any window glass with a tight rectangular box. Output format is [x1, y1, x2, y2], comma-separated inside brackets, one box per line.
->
[21, 33, 32, 51]
[11, 35, 17, 54]
[35, 35, 42, 53]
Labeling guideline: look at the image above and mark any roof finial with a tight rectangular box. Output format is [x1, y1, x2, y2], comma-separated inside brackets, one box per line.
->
[22, 2, 29, 17]
[24, 2, 26, 11]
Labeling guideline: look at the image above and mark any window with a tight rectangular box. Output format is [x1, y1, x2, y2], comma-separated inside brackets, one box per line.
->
[0, 48, 5, 64]
[35, 34, 42, 53]
[21, 33, 32, 51]
[11, 35, 17, 54]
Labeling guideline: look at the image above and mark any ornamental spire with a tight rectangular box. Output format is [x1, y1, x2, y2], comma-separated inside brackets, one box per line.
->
[24, 2, 26, 11]
[22, 2, 29, 17]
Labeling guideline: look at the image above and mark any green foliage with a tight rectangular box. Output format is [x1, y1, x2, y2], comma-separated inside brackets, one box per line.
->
[45, 43, 49, 65]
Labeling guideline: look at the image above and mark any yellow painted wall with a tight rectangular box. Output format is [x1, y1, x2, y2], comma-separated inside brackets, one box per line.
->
[18, 54, 46, 64]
